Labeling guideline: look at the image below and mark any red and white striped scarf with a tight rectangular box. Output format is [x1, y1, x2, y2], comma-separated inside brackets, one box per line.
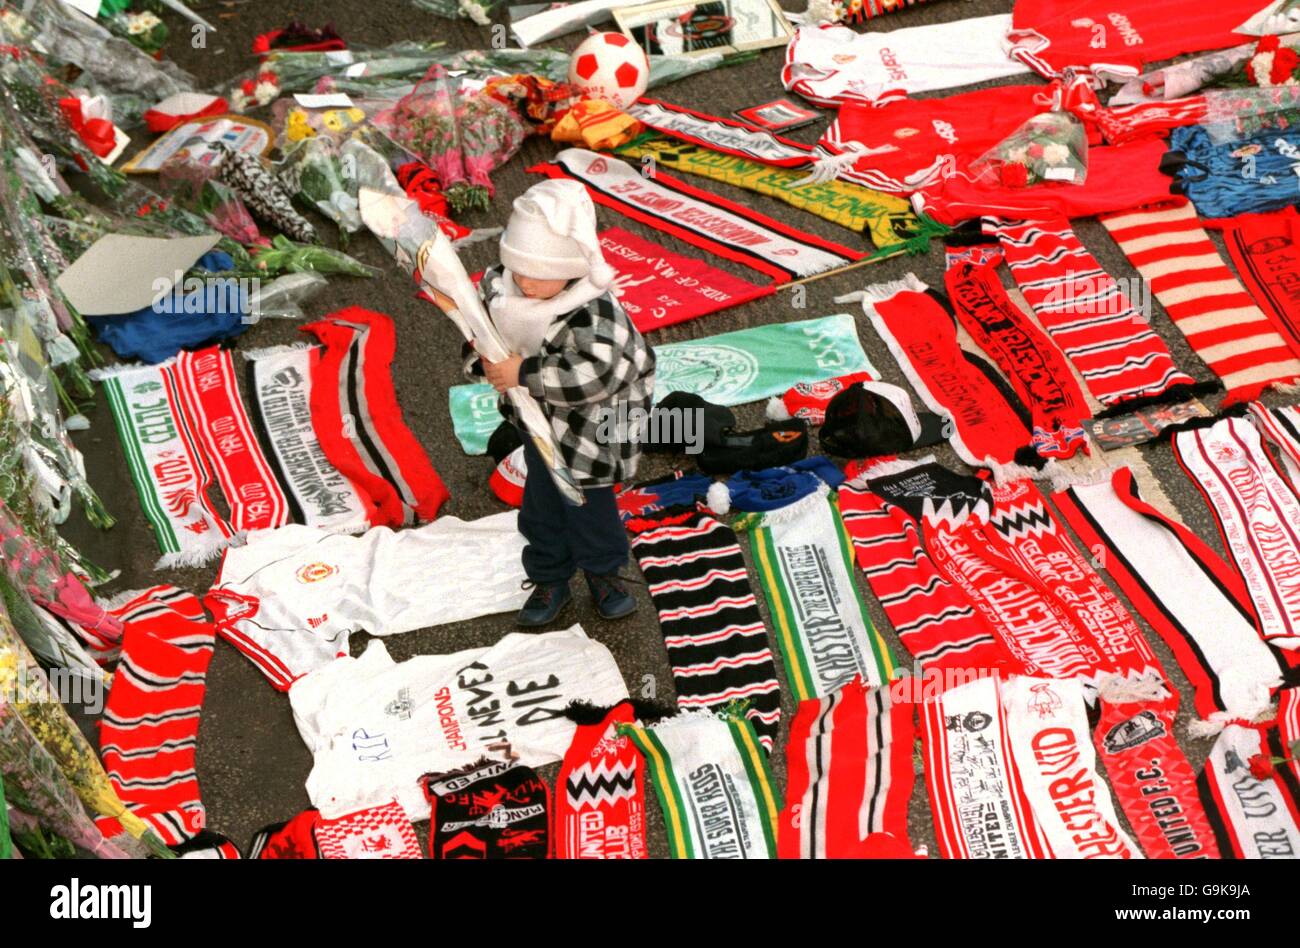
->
[1173, 416, 1300, 650]
[1101, 200, 1300, 404]
[1054, 468, 1283, 724]
[96, 586, 215, 847]
[1217, 207, 1300, 357]
[838, 474, 1010, 674]
[779, 677, 916, 859]
[1198, 718, 1300, 859]
[303, 307, 449, 527]
[987, 218, 1196, 409]
[921, 675, 1051, 858]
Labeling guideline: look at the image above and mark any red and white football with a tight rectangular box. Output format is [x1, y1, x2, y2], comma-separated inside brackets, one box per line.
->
[567, 31, 650, 111]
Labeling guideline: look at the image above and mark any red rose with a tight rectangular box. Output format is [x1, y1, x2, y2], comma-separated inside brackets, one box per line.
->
[1249, 753, 1275, 780]
[1275, 47, 1299, 83]
[1027, 142, 1045, 159]
[1000, 162, 1030, 187]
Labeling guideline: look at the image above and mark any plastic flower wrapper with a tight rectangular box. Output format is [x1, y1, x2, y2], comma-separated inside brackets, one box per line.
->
[0, 0, 194, 128]
[278, 136, 364, 239]
[0, 599, 166, 858]
[969, 107, 1088, 188]
[157, 157, 264, 246]
[1202, 85, 1300, 142]
[230, 69, 283, 113]
[244, 271, 329, 321]
[107, 10, 168, 57]
[452, 89, 530, 212]
[251, 41, 448, 94]
[273, 99, 370, 148]
[372, 66, 468, 200]
[409, 0, 504, 26]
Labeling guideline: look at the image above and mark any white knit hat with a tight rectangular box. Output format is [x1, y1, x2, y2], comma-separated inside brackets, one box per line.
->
[498, 179, 616, 288]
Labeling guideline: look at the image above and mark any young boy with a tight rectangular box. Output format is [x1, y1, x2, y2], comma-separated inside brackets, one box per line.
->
[461, 179, 655, 626]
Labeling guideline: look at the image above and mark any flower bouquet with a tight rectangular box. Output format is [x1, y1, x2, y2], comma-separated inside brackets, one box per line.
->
[409, 0, 504, 26]
[246, 234, 378, 278]
[969, 109, 1088, 188]
[109, 10, 168, 57]
[159, 159, 264, 245]
[278, 135, 364, 239]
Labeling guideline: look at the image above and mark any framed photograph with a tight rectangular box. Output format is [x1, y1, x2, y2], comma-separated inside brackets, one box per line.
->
[735, 97, 821, 132]
[613, 0, 794, 59]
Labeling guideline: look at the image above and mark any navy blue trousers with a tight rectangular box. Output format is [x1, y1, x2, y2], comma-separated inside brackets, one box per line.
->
[518, 435, 629, 585]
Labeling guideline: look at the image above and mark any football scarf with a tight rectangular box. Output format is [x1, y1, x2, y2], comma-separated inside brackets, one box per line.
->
[736, 490, 894, 701]
[1250, 401, 1300, 483]
[1007, 0, 1260, 84]
[620, 711, 779, 859]
[945, 256, 1090, 459]
[302, 307, 449, 527]
[1281, 687, 1300, 787]
[555, 702, 648, 859]
[921, 675, 1051, 859]
[95, 359, 236, 568]
[315, 800, 422, 859]
[1002, 676, 1142, 859]
[244, 344, 372, 533]
[841, 275, 1035, 468]
[870, 466, 1163, 691]
[1173, 416, 1300, 650]
[1054, 468, 1283, 723]
[839, 470, 1009, 674]
[1198, 721, 1300, 859]
[96, 586, 215, 847]
[1101, 200, 1300, 404]
[1095, 696, 1220, 859]
[530, 149, 864, 283]
[614, 137, 940, 255]
[250, 810, 320, 859]
[205, 512, 530, 690]
[782, 16, 1029, 106]
[626, 509, 782, 749]
[1219, 208, 1300, 356]
[599, 227, 770, 332]
[425, 759, 551, 859]
[778, 677, 915, 859]
[451, 313, 877, 455]
[988, 218, 1196, 408]
[173, 346, 290, 532]
[627, 99, 817, 170]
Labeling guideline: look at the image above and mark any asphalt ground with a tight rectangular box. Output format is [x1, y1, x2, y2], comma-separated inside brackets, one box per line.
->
[57, 0, 1274, 856]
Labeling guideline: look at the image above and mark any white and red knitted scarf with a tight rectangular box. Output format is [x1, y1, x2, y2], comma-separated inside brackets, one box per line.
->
[921, 675, 1051, 859]
[1002, 676, 1142, 859]
[987, 218, 1196, 409]
[1054, 467, 1283, 724]
[838, 467, 1010, 675]
[554, 702, 648, 860]
[1198, 718, 1300, 859]
[96, 586, 215, 847]
[302, 307, 449, 527]
[736, 489, 895, 702]
[315, 800, 422, 859]
[244, 344, 372, 533]
[779, 677, 916, 859]
[1095, 695, 1220, 859]
[839, 276, 1035, 468]
[1250, 401, 1300, 485]
[1101, 200, 1300, 405]
[94, 356, 237, 568]
[1173, 416, 1300, 651]
[871, 464, 1165, 694]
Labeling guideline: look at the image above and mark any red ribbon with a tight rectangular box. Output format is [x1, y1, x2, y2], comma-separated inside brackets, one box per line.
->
[58, 97, 115, 159]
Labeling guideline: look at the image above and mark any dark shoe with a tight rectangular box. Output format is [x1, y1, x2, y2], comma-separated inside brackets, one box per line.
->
[516, 581, 573, 627]
[585, 573, 637, 620]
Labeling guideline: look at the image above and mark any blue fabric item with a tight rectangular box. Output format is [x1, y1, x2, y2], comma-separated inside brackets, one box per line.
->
[519, 435, 629, 584]
[1168, 125, 1300, 219]
[88, 252, 249, 364]
[724, 456, 844, 512]
[617, 471, 713, 522]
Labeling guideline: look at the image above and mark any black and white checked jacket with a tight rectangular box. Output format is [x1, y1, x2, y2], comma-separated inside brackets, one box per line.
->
[466, 267, 656, 487]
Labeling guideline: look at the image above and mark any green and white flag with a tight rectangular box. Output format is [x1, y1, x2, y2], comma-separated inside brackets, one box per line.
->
[620, 711, 778, 860]
[449, 313, 876, 454]
[738, 489, 894, 702]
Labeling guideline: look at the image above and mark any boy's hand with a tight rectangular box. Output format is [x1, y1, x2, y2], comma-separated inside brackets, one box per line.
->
[483, 354, 524, 393]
